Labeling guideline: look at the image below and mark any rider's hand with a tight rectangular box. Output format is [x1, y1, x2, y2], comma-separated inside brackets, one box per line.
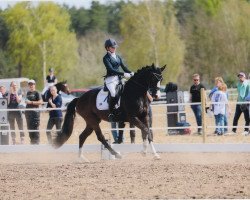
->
[124, 73, 131, 79]
[130, 72, 134, 76]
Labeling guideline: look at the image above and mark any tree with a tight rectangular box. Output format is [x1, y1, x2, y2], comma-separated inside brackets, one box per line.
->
[179, 0, 250, 88]
[3, 2, 78, 89]
[119, 0, 185, 84]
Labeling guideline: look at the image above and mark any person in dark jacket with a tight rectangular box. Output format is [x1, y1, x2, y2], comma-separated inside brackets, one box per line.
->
[46, 86, 63, 144]
[190, 73, 206, 134]
[103, 38, 134, 121]
[25, 79, 43, 144]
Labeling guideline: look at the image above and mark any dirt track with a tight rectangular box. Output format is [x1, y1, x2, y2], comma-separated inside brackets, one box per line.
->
[0, 152, 249, 199]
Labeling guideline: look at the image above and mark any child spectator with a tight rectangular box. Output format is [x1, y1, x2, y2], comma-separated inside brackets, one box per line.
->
[211, 83, 229, 135]
[209, 77, 229, 133]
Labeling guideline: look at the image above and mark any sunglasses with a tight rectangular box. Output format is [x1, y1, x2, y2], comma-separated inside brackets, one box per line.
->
[193, 79, 199, 81]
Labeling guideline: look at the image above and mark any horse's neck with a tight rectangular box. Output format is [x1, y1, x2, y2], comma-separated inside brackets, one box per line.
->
[126, 77, 148, 94]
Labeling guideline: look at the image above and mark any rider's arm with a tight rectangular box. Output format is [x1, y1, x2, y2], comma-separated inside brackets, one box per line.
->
[118, 55, 131, 73]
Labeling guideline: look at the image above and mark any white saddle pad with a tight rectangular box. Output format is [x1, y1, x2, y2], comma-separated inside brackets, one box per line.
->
[96, 89, 120, 110]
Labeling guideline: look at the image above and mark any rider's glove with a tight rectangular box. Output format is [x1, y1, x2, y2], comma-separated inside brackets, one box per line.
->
[130, 72, 134, 76]
[124, 73, 131, 79]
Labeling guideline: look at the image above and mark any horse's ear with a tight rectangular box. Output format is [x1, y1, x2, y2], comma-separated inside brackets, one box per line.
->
[160, 65, 166, 72]
[151, 63, 154, 67]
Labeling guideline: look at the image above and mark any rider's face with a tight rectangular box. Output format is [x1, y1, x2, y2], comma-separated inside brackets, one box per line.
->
[108, 46, 116, 53]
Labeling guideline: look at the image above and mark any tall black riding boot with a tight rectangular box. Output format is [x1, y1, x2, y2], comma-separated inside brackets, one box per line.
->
[108, 97, 117, 122]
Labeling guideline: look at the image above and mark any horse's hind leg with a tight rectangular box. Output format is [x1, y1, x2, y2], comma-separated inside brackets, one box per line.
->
[94, 125, 122, 159]
[78, 125, 93, 162]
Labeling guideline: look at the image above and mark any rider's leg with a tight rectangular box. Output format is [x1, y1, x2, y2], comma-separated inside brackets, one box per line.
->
[105, 76, 119, 121]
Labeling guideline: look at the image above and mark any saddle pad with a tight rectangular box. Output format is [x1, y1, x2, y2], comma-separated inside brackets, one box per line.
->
[96, 89, 120, 110]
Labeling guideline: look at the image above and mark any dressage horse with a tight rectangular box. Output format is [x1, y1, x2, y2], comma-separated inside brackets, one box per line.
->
[42, 81, 70, 102]
[53, 64, 166, 161]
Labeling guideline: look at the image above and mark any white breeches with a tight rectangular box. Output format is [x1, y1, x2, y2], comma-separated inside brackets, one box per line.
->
[105, 76, 119, 97]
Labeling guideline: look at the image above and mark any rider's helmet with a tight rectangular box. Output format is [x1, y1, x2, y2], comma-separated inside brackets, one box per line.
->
[104, 38, 118, 49]
[49, 68, 54, 72]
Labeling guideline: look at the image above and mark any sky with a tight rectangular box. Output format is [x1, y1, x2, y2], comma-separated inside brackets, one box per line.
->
[0, 0, 111, 9]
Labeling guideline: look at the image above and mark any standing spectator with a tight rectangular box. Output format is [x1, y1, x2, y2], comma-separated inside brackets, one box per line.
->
[209, 77, 229, 133]
[7, 81, 25, 144]
[46, 86, 63, 144]
[211, 84, 230, 135]
[25, 79, 43, 144]
[0, 85, 8, 98]
[190, 73, 206, 134]
[232, 72, 250, 135]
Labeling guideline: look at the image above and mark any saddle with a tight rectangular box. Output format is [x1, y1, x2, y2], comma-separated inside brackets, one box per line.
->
[96, 83, 124, 111]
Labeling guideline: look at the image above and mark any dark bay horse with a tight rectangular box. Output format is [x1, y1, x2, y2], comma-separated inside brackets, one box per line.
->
[53, 64, 166, 162]
[42, 81, 70, 102]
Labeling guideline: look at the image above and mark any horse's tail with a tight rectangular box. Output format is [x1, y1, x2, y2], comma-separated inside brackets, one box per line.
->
[53, 98, 79, 148]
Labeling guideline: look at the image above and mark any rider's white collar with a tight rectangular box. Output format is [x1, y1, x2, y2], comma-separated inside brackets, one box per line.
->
[108, 51, 117, 60]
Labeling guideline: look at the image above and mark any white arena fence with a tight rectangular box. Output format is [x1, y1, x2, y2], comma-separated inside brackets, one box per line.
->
[0, 92, 250, 153]
[0, 101, 249, 133]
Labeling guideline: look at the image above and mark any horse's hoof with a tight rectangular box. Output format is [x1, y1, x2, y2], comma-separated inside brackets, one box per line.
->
[141, 151, 147, 157]
[115, 153, 122, 159]
[154, 154, 161, 160]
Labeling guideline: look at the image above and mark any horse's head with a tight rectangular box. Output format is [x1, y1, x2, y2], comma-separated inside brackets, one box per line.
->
[148, 63, 166, 99]
[55, 81, 70, 94]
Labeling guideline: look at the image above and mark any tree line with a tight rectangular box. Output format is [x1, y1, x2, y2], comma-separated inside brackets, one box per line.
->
[0, 0, 250, 90]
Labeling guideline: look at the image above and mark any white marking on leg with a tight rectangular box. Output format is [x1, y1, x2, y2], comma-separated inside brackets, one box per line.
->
[141, 140, 148, 156]
[150, 142, 161, 159]
[78, 148, 90, 162]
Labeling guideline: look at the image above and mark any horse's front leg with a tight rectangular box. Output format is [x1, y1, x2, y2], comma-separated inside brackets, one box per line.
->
[94, 126, 122, 159]
[131, 116, 160, 159]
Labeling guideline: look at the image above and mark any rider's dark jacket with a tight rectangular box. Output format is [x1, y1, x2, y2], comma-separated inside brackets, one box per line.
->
[103, 52, 131, 77]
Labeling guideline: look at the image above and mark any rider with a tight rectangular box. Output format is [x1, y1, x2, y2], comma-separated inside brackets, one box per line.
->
[103, 38, 134, 121]
[42, 68, 58, 95]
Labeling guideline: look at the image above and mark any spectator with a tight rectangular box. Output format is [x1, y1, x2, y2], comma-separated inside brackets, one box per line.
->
[209, 77, 229, 133]
[25, 79, 43, 144]
[190, 73, 206, 134]
[232, 72, 250, 135]
[46, 86, 63, 144]
[111, 122, 126, 143]
[211, 83, 230, 135]
[7, 81, 25, 144]
[0, 85, 8, 98]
